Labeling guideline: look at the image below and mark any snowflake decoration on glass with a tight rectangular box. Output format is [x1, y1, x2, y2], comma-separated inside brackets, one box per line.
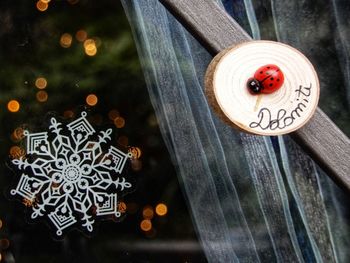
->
[11, 112, 133, 237]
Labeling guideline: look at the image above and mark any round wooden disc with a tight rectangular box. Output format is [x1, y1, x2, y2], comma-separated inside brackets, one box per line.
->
[205, 40, 320, 136]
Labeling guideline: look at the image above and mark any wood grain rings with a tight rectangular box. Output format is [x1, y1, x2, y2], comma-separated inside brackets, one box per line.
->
[205, 40, 320, 136]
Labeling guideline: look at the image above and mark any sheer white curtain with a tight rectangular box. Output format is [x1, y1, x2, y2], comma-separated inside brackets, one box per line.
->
[121, 0, 349, 262]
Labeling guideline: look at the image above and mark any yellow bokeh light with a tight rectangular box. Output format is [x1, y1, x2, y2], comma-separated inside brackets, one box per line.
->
[155, 203, 168, 216]
[85, 46, 97, 56]
[36, 0, 48, 12]
[0, 253, 2, 262]
[114, 117, 125, 128]
[35, 77, 47, 89]
[0, 219, 2, 229]
[41, 0, 51, 3]
[36, 90, 48, 102]
[76, 30, 87, 42]
[60, 33, 73, 48]
[86, 94, 98, 106]
[84, 39, 97, 56]
[7, 100, 20, 113]
[140, 219, 152, 232]
[142, 206, 154, 220]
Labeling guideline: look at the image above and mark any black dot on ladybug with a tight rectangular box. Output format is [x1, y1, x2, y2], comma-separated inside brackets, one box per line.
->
[270, 78, 274, 80]
[269, 84, 273, 87]
[260, 71, 263, 74]
[267, 66, 270, 69]
[277, 79, 280, 81]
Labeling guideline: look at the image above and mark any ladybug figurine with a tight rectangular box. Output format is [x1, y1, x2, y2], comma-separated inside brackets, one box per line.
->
[247, 64, 284, 94]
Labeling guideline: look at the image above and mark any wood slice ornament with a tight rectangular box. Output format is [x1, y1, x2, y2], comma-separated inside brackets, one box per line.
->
[205, 40, 320, 136]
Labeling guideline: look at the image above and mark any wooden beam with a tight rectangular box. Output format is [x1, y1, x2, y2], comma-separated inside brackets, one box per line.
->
[160, 0, 350, 192]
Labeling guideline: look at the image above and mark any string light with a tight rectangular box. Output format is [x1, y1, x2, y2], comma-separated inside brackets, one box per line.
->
[140, 219, 152, 232]
[86, 94, 98, 106]
[36, 0, 48, 12]
[7, 100, 20, 113]
[155, 203, 168, 216]
[60, 33, 73, 48]
[36, 90, 48, 102]
[35, 77, 47, 89]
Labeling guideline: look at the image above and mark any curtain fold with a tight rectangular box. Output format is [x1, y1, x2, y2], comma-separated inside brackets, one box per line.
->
[121, 0, 349, 262]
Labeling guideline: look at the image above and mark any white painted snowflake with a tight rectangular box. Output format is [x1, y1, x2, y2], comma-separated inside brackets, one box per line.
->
[11, 112, 132, 236]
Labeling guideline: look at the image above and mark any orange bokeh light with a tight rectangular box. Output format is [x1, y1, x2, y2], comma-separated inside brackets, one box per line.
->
[7, 100, 20, 112]
[35, 77, 47, 89]
[84, 39, 97, 56]
[108, 109, 119, 120]
[140, 219, 152, 232]
[36, 0, 48, 11]
[86, 94, 98, 106]
[142, 206, 154, 220]
[36, 90, 48, 102]
[155, 203, 168, 216]
[60, 33, 73, 48]
[76, 30, 87, 42]
[0, 219, 2, 229]
[114, 117, 125, 128]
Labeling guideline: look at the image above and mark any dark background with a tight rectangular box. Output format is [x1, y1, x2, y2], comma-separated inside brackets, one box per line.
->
[0, 0, 206, 262]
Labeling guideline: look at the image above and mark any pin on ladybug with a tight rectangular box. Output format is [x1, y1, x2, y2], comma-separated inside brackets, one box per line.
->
[247, 64, 284, 94]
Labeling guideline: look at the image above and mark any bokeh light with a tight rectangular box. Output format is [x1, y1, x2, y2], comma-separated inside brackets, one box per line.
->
[129, 147, 142, 159]
[142, 206, 154, 220]
[114, 117, 125, 128]
[12, 127, 25, 142]
[10, 146, 25, 159]
[76, 29, 87, 42]
[131, 159, 142, 171]
[67, 0, 79, 5]
[155, 203, 168, 216]
[35, 77, 47, 89]
[63, 110, 74, 118]
[117, 136, 128, 146]
[118, 202, 127, 213]
[36, 90, 48, 102]
[108, 109, 119, 120]
[7, 100, 20, 113]
[0, 239, 10, 250]
[60, 33, 73, 48]
[86, 94, 98, 106]
[0, 219, 2, 229]
[36, 0, 48, 12]
[140, 219, 152, 232]
[84, 39, 97, 56]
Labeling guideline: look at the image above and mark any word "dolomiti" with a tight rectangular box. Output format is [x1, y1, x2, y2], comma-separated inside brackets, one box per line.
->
[249, 84, 312, 131]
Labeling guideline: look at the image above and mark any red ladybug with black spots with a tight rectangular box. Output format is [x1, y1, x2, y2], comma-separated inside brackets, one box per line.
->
[247, 64, 284, 94]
